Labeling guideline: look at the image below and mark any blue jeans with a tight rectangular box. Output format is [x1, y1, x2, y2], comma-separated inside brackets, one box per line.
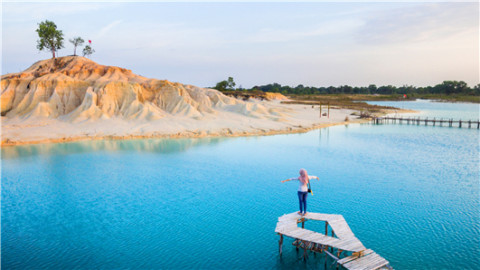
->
[298, 191, 308, 214]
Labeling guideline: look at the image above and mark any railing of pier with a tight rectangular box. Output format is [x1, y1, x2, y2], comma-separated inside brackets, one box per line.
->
[373, 117, 480, 129]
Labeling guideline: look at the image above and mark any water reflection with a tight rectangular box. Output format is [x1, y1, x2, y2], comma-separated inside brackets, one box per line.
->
[1, 137, 227, 160]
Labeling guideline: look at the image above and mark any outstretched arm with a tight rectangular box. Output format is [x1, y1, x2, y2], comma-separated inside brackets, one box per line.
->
[309, 175, 320, 181]
[281, 178, 295, 183]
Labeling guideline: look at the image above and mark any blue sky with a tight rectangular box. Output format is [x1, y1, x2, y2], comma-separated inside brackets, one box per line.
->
[2, 1, 479, 88]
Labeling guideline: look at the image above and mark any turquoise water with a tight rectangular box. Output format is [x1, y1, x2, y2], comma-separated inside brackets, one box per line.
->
[368, 99, 479, 120]
[2, 101, 479, 269]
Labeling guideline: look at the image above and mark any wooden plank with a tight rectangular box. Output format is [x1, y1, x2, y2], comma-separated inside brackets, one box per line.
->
[367, 259, 390, 270]
[360, 257, 387, 270]
[281, 228, 302, 236]
[305, 213, 333, 221]
[324, 250, 339, 261]
[343, 252, 388, 270]
[285, 229, 315, 239]
[338, 249, 374, 264]
[337, 238, 365, 251]
[275, 226, 298, 233]
[337, 249, 374, 264]
[361, 256, 389, 270]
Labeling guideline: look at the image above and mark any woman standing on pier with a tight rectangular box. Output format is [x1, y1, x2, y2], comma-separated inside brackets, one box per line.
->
[281, 169, 319, 216]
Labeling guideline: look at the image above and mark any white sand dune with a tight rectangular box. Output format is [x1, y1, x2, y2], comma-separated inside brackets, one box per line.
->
[1, 56, 361, 145]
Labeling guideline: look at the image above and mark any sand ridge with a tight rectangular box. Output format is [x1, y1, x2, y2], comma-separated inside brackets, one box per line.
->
[1, 56, 363, 146]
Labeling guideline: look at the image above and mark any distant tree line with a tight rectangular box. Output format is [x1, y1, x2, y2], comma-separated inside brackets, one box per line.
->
[249, 81, 480, 96]
[213, 77, 479, 96]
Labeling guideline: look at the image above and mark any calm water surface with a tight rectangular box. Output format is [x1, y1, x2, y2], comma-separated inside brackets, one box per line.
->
[2, 101, 479, 269]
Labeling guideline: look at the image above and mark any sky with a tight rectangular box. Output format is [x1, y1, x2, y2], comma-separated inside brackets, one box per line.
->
[2, 1, 479, 88]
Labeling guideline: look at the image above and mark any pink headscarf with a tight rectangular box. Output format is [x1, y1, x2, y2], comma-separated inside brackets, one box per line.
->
[299, 168, 309, 185]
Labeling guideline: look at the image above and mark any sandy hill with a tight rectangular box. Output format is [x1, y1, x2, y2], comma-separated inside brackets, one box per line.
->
[1, 56, 287, 122]
[1, 57, 356, 145]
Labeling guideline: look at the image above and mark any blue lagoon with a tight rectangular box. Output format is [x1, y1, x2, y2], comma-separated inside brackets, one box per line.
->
[2, 101, 479, 269]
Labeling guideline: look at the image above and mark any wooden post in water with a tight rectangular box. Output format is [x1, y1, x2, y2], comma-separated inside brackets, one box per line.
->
[328, 103, 330, 118]
[468, 120, 471, 128]
[331, 230, 335, 252]
[303, 241, 308, 261]
[336, 249, 342, 270]
[319, 103, 322, 118]
[433, 118, 436, 126]
[325, 221, 328, 236]
[459, 120, 462, 128]
[279, 234, 283, 256]
[425, 117, 428, 126]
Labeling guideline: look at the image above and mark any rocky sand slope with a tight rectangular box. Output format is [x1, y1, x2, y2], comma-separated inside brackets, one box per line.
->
[1, 57, 359, 145]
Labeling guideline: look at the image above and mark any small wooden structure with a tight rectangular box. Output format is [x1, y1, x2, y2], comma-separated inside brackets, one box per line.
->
[373, 117, 480, 129]
[275, 212, 392, 270]
[319, 103, 330, 118]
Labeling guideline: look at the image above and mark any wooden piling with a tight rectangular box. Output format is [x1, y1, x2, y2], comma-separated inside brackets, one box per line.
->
[279, 234, 283, 256]
[303, 241, 307, 260]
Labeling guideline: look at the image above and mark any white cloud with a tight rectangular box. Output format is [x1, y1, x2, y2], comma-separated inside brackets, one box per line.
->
[240, 19, 361, 44]
[355, 2, 478, 45]
[96, 20, 122, 39]
[2, 2, 114, 23]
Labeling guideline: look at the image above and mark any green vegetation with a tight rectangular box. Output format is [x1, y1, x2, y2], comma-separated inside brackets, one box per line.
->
[282, 94, 399, 117]
[251, 81, 479, 97]
[213, 77, 236, 91]
[82, 45, 95, 57]
[36, 20, 64, 59]
[212, 77, 479, 103]
[69, 37, 84, 56]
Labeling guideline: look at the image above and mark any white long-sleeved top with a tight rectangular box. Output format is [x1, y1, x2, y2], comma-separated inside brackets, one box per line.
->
[289, 175, 318, 192]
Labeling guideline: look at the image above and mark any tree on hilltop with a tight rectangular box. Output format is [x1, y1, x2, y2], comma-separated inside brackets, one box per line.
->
[36, 20, 64, 59]
[69, 37, 84, 56]
[82, 45, 95, 57]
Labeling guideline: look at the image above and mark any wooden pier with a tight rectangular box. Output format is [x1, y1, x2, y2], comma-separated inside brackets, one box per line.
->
[275, 212, 392, 270]
[373, 117, 480, 129]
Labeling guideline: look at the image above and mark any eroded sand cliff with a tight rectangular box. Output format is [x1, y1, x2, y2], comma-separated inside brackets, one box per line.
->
[1, 56, 359, 145]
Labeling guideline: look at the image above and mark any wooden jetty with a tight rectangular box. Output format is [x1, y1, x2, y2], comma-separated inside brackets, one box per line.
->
[373, 117, 480, 129]
[275, 212, 392, 270]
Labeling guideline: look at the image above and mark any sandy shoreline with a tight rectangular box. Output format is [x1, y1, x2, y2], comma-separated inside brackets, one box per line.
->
[1, 57, 416, 147]
[1, 119, 371, 147]
[1, 101, 378, 147]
